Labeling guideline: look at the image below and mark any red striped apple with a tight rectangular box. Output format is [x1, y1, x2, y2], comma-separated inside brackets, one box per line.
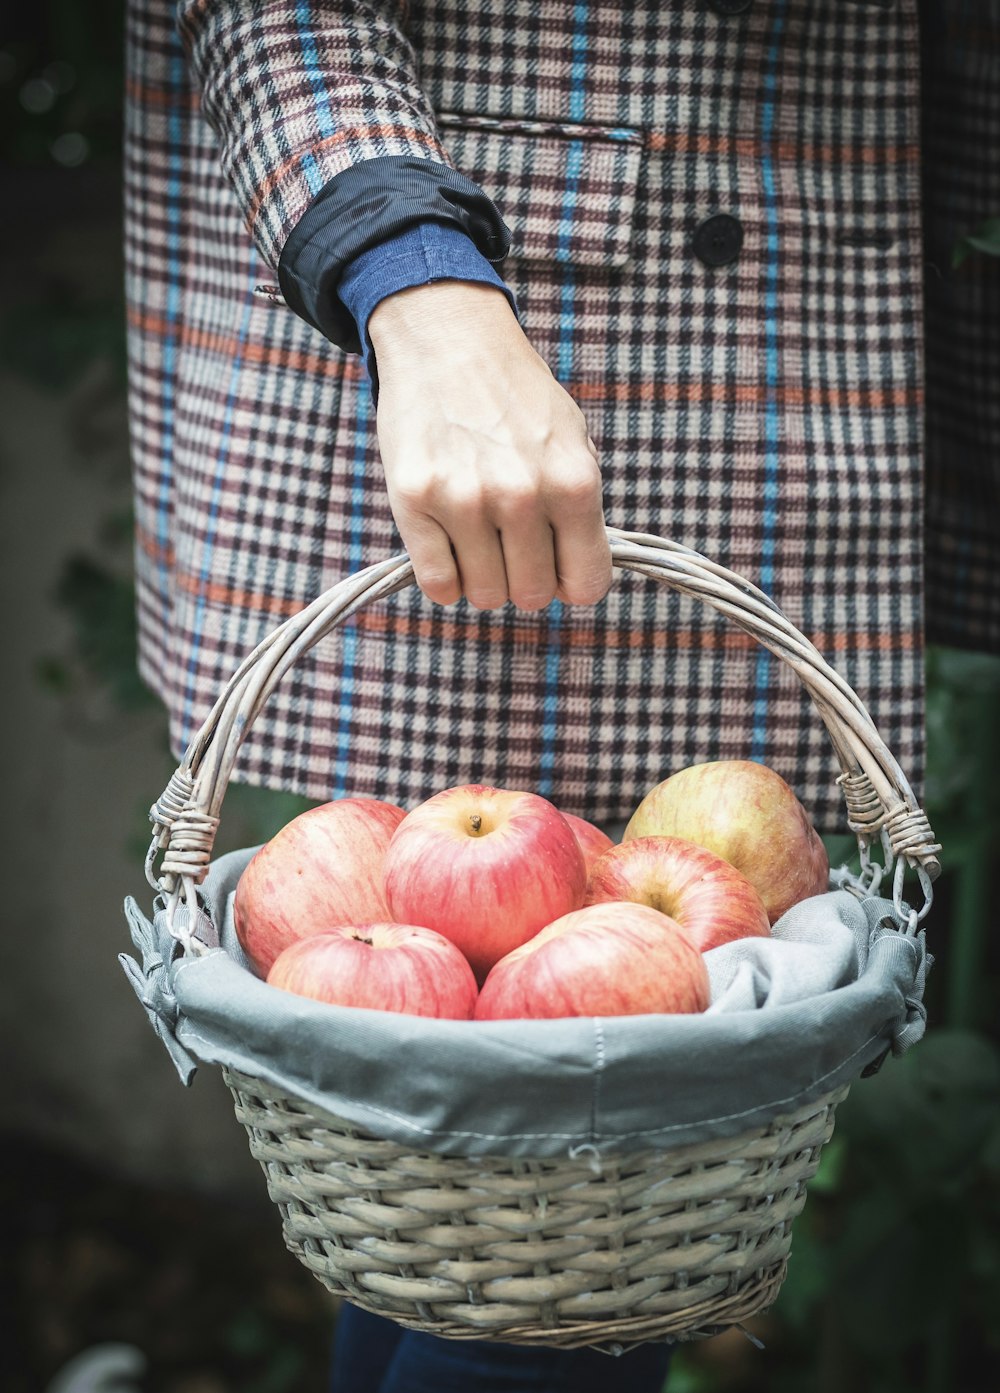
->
[624, 760, 829, 923]
[561, 812, 615, 871]
[475, 902, 710, 1019]
[584, 836, 771, 953]
[383, 784, 587, 983]
[267, 922, 478, 1019]
[234, 797, 406, 976]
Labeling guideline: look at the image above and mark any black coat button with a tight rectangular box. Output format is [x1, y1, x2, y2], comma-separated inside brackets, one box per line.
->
[706, 0, 754, 15]
[692, 213, 744, 268]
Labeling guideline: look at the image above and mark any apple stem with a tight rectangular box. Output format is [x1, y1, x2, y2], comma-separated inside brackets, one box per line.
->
[470, 814, 483, 834]
[351, 934, 373, 946]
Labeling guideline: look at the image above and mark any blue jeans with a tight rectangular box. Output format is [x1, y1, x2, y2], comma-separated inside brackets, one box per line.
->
[330, 1304, 673, 1393]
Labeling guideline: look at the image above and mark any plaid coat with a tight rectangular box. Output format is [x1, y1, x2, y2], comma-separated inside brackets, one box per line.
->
[125, 0, 942, 832]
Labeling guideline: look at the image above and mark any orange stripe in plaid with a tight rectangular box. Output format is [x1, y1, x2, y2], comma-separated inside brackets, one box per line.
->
[127, 307, 365, 380]
[128, 308, 920, 410]
[570, 380, 923, 410]
[646, 130, 919, 165]
[124, 76, 201, 110]
[244, 126, 449, 230]
[147, 550, 916, 655]
[137, 530, 175, 571]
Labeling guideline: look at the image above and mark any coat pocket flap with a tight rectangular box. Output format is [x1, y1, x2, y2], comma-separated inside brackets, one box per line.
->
[437, 114, 644, 271]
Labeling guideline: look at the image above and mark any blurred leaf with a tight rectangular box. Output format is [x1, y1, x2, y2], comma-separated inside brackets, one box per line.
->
[224, 1310, 271, 1359]
[952, 217, 1000, 268]
[658, 1350, 715, 1393]
[923, 646, 1000, 865]
[45, 556, 155, 711]
[821, 833, 859, 877]
[778, 1213, 834, 1326]
[223, 1309, 307, 1393]
[34, 655, 74, 695]
[838, 1029, 1000, 1190]
[0, 294, 125, 391]
[212, 783, 319, 855]
[768, 1029, 1000, 1386]
[0, 4, 124, 167]
[807, 1134, 847, 1194]
[827, 1197, 926, 1355]
[246, 1344, 307, 1393]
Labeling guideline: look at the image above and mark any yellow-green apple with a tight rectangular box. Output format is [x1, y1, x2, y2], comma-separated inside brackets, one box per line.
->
[235, 797, 406, 976]
[624, 760, 829, 923]
[474, 902, 709, 1019]
[584, 836, 771, 952]
[267, 922, 478, 1019]
[383, 784, 587, 983]
[561, 812, 615, 871]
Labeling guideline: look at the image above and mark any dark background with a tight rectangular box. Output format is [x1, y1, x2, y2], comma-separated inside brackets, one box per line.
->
[2, 5, 998, 1392]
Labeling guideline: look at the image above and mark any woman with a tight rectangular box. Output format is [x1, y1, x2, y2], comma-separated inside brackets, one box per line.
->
[123, 1, 995, 1387]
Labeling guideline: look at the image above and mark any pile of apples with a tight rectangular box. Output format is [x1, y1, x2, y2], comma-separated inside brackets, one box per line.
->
[234, 760, 830, 1022]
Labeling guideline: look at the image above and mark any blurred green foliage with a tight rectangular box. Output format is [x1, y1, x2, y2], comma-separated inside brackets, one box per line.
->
[0, 2, 123, 169]
[766, 1028, 1000, 1393]
[952, 216, 1000, 269]
[0, 286, 126, 390]
[38, 556, 155, 712]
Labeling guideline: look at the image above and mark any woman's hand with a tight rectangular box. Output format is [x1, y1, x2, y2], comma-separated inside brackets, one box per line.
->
[368, 281, 612, 611]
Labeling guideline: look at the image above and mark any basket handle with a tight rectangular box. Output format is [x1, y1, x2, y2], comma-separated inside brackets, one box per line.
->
[146, 528, 941, 947]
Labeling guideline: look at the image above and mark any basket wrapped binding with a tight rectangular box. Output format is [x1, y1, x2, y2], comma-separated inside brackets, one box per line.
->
[122, 529, 941, 1352]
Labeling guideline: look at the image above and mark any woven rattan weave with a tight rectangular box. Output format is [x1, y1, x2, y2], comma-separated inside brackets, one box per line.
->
[226, 1067, 847, 1347]
[141, 529, 941, 1347]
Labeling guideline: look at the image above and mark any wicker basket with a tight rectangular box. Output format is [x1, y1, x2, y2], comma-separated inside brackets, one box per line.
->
[140, 528, 941, 1350]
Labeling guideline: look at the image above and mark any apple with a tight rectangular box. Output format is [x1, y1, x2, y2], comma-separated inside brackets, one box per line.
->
[234, 797, 406, 976]
[267, 922, 478, 1019]
[584, 836, 771, 952]
[624, 760, 829, 923]
[382, 784, 587, 983]
[561, 812, 615, 871]
[475, 902, 710, 1019]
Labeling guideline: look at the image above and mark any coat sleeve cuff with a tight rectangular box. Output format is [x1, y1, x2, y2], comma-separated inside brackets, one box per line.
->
[276, 154, 512, 354]
[338, 223, 519, 394]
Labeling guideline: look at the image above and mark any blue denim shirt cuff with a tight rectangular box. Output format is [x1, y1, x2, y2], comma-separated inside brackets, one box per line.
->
[338, 222, 519, 400]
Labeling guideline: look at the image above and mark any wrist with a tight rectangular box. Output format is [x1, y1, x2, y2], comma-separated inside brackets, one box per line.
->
[368, 280, 516, 355]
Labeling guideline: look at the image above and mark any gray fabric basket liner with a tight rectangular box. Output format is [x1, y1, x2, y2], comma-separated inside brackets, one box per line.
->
[121, 846, 930, 1160]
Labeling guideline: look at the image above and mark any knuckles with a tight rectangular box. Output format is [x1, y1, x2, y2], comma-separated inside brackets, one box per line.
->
[558, 567, 613, 607]
[465, 588, 512, 612]
[508, 587, 557, 613]
[417, 572, 463, 606]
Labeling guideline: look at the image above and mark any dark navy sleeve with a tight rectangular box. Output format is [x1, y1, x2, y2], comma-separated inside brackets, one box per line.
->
[276, 153, 513, 355]
[338, 223, 519, 391]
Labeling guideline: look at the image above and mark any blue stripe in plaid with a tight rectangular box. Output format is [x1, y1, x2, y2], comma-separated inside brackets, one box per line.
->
[332, 385, 372, 797]
[157, 50, 188, 600]
[180, 271, 258, 743]
[570, 5, 588, 125]
[752, 0, 786, 765]
[539, 4, 590, 797]
[295, 2, 334, 196]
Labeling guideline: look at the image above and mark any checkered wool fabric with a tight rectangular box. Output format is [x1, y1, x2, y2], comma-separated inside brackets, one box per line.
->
[125, 0, 929, 833]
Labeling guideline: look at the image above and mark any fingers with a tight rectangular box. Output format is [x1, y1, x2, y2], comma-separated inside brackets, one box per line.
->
[398, 468, 610, 610]
[388, 456, 610, 611]
[549, 462, 613, 607]
[393, 511, 462, 607]
[370, 285, 612, 611]
[450, 520, 509, 611]
[495, 502, 558, 612]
